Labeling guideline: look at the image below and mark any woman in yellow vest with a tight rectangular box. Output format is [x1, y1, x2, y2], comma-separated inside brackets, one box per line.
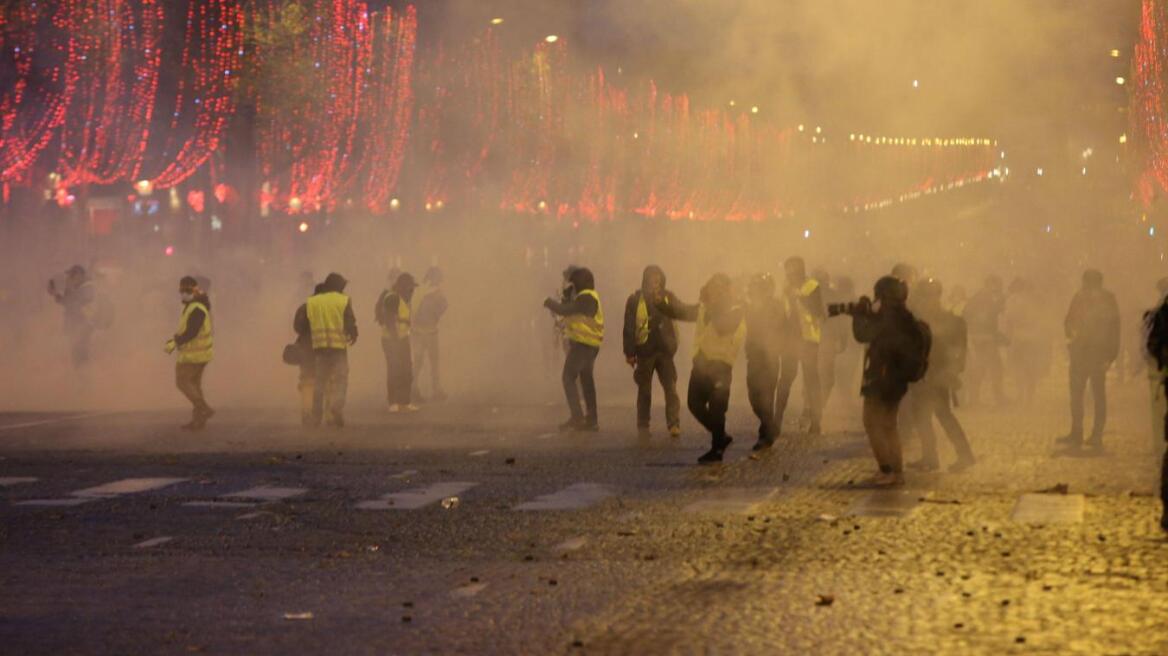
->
[164, 276, 214, 430]
[543, 267, 603, 432]
[658, 273, 746, 464]
[379, 272, 419, 412]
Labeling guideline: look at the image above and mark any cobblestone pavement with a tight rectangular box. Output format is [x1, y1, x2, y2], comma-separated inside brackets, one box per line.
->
[0, 377, 1165, 655]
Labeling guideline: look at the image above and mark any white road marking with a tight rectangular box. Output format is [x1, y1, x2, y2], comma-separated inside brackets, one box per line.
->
[450, 583, 488, 598]
[184, 500, 258, 509]
[225, 486, 307, 501]
[553, 537, 588, 552]
[134, 536, 173, 549]
[72, 478, 188, 498]
[388, 470, 418, 480]
[236, 510, 276, 520]
[683, 488, 777, 514]
[14, 498, 95, 507]
[515, 483, 616, 511]
[847, 489, 927, 518]
[357, 481, 479, 510]
[0, 412, 118, 432]
[0, 477, 38, 486]
[536, 433, 558, 440]
[1011, 493, 1085, 524]
[468, 450, 490, 457]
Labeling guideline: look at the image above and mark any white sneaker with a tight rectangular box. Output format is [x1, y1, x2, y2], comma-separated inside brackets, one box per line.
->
[388, 404, 401, 413]
[405, 404, 420, 412]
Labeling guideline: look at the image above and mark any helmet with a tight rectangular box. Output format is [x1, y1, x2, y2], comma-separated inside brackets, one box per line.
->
[874, 275, 908, 305]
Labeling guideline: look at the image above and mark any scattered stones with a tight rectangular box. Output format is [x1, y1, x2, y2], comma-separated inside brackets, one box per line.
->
[505, 458, 516, 465]
[815, 594, 834, 607]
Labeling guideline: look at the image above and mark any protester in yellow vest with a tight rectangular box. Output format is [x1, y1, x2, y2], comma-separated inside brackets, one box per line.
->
[379, 272, 419, 413]
[305, 272, 357, 427]
[658, 273, 746, 464]
[544, 267, 603, 432]
[411, 266, 449, 402]
[622, 265, 681, 441]
[164, 276, 214, 430]
[775, 256, 826, 436]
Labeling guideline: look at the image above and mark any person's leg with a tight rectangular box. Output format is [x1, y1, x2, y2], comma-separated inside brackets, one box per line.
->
[687, 366, 716, 435]
[1068, 356, 1087, 444]
[191, 363, 211, 417]
[311, 352, 329, 424]
[658, 355, 681, 432]
[880, 398, 904, 475]
[746, 357, 777, 443]
[1089, 362, 1107, 445]
[819, 347, 837, 416]
[706, 364, 732, 443]
[802, 342, 823, 431]
[381, 338, 394, 405]
[430, 332, 444, 398]
[862, 396, 887, 471]
[562, 343, 586, 422]
[634, 355, 655, 429]
[773, 352, 798, 433]
[910, 386, 940, 469]
[411, 334, 426, 400]
[330, 351, 349, 421]
[400, 337, 414, 405]
[298, 363, 315, 426]
[935, 386, 975, 465]
[175, 364, 198, 419]
[579, 345, 599, 425]
[988, 346, 1006, 405]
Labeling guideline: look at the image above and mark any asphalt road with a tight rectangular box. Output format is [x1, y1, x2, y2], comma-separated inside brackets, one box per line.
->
[1, 385, 1166, 655]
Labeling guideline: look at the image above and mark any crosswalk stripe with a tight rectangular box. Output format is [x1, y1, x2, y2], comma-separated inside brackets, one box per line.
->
[0, 477, 38, 486]
[683, 487, 777, 514]
[514, 483, 615, 511]
[357, 481, 478, 510]
[14, 497, 95, 507]
[72, 478, 188, 498]
[847, 489, 926, 518]
[134, 536, 174, 549]
[225, 486, 307, 501]
[184, 500, 258, 509]
[468, 450, 490, 457]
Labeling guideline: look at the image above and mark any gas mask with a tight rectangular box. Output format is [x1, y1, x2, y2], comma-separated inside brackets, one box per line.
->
[180, 291, 195, 303]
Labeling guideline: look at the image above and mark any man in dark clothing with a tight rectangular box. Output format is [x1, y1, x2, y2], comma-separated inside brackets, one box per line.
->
[48, 265, 97, 367]
[381, 273, 419, 412]
[302, 272, 358, 428]
[412, 266, 450, 402]
[293, 284, 325, 426]
[1058, 269, 1120, 451]
[852, 276, 925, 486]
[745, 273, 794, 451]
[659, 274, 747, 464]
[544, 267, 604, 432]
[965, 275, 1008, 406]
[164, 276, 214, 430]
[622, 265, 681, 440]
[908, 279, 976, 473]
[1142, 291, 1168, 533]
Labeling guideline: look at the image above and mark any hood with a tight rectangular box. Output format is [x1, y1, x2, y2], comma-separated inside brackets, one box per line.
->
[323, 272, 348, 293]
[569, 267, 595, 292]
[641, 265, 666, 295]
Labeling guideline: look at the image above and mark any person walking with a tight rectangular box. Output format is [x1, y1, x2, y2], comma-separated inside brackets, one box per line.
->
[908, 279, 976, 473]
[48, 265, 98, 367]
[622, 265, 681, 441]
[745, 273, 792, 451]
[411, 267, 449, 402]
[292, 284, 325, 426]
[851, 276, 929, 486]
[305, 272, 357, 428]
[1143, 288, 1168, 533]
[544, 267, 604, 432]
[164, 276, 214, 430]
[775, 257, 825, 435]
[382, 272, 419, 412]
[1057, 269, 1120, 452]
[965, 275, 1008, 407]
[659, 274, 746, 464]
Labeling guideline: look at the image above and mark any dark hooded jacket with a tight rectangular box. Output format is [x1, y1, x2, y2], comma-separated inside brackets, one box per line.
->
[623, 265, 679, 358]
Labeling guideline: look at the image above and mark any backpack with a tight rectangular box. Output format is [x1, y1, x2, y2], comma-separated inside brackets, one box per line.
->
[902, 317, 932, 383]
[1144, 301, 1168, 371]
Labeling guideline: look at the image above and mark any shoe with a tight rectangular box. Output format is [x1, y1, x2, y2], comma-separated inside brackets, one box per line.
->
[751, 437, 774, 452]
[1055, 434, 1081, 447]
[698, 436, 733, 464]
[389, 404, 402, 413]
[559, 418, 585, 432]
[907, 459, 939, 473]
[948, 456, 976, 473]
[807, 422, 822, 436]
[668, 425, 681, 439]
[405, 404, 420, 412]
[872, 472, 905, 487]
[578, 420, 600, 432]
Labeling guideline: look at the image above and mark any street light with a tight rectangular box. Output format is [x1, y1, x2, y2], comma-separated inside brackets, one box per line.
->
[545, 35, 559, 43]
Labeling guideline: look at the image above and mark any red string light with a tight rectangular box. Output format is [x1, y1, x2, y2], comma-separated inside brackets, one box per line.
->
[362, 4, 416, 213]
[1133, 0, 1168, 206]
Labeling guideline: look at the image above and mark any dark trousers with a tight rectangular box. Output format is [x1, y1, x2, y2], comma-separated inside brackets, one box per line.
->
[747, 356, 780, 441]
[312, 349, 348, 423]
[175, 363, 210, 419]
[1161, 383, 1168, 523]
[68, 324, 93, 367]
[775, 341, 822, 429]
[1069, 356, 1108, 442]
[298, 362, 315, 425]
[563, 341, 599, 422]
[412, 331, 442, 397]
[969, 338, 1005, 405]
[863, 395, 903, 474]
[911, 385, 974, 466]
[634, 352, 680, 429]
[688, 357, 733, 444]
[382, 336, 413, 405]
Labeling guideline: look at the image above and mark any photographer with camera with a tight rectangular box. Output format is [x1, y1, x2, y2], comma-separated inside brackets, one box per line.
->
[833, 276, 931, 487]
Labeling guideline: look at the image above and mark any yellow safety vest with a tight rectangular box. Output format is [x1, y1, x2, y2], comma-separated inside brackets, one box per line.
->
[564, 289, 604, 347]
[395, 295, 411, 339]
[789, 279, 822, 344]
[635, 295, 650, 346]
[307, 291, 350, 350]
[694, 304, 745, 366]
[176, 301, 213, 364]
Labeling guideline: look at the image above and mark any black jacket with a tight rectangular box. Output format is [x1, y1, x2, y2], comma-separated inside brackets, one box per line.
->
[853, 305, 921, 402]
[745, 296, 791, 363]
[623, 267, 679, 358]
[1065, 287, 1120, 363]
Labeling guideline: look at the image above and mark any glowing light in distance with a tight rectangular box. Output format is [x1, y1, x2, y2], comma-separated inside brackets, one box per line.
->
[797, 124, 804, 132]
[210, 215, 223, 231]
[298, 221, 309, 233]
[545, 35, 558, 43]
[424, 202, 433, 212]
[803, 229, 811, 239]
[751, 106, 759, 114]
[1036, 168, 1044, 176]
[490, 18, 504, 25]
[1110, 48, 1121, 58]
[1082, 167, 1088, 175]
[435, 200, 445, 210]
[165, 245, 175, 256]
[289, 196, 303, 212]
[912, 79, 920, 88]
[729, 100, 736, 107]
[1152, 226, 1158, 237]
[815, 126, 822, 134]
[537, 200, 549, 212]
[1119, 133, 1128, 144]
[389, 198, 401, 211]
[135, 180, 154, 196]
[1116, 76, 1126, 85]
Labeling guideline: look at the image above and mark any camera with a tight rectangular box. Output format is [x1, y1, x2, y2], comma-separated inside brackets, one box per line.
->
[827, 297, 872, 317]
